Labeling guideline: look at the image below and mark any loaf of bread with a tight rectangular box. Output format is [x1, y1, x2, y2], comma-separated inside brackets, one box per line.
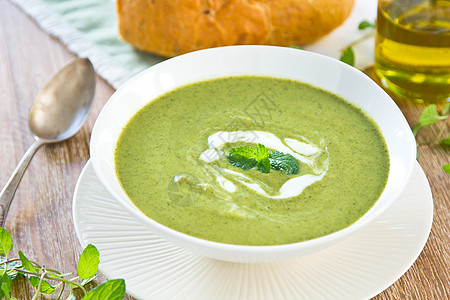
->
[117, 0, 354, 58]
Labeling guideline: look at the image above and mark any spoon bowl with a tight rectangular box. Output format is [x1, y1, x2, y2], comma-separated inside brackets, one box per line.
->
[29, 58, 95, 141]
[0, 57, 96, 226]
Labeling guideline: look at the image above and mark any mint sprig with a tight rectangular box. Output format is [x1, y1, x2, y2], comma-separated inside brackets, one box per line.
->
[338, 20, 376, 66]
[228, 144, 299, 175]
[413, 103, 450, 174]
[0, 227, 126, 299]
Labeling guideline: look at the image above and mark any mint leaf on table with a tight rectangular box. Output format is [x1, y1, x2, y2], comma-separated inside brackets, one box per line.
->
[0, 228, 13, 257]
[413, 104, 450, 174]
[81, 279, 126, 300]
[0, 229, 123, 299]
[441, 138, 450, 147]
[28, 276, 58, 294]
[412, 104, 449, 136]
[18, 251, 37, 273]
[0, 272, 12, 298]
[340, 47, 355, 66]
[269, 151, 300, 175]
[228, 144, 299, 174]
[443, 164, 450, 173]
[19, 251, 59, 295]
[358, 20, 376, 30]
[419, 104, 447, 126]
[77, 244, 100, 280]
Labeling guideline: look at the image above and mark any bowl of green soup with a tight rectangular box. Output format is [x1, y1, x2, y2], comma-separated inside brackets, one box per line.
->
[90, 45, 416, 263]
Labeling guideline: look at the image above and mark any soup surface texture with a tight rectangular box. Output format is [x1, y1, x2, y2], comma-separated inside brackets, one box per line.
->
[115, 76, 389, 245]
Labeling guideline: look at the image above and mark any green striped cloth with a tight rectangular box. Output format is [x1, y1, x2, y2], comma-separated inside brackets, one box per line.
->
[9, 0, 376, 89]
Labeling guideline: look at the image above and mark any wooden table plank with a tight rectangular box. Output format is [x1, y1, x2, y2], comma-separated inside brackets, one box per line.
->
[0, 0, 448, 298]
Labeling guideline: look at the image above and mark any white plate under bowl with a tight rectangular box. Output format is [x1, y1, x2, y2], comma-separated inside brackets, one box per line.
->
[73, 160, 432, 300]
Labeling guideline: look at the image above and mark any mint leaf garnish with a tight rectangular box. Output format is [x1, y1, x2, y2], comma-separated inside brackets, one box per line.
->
[228, 146, 258, 170]
[257, 157, 271, 173]
[254, 143, 269, 161]
[228, 143, 269, 171]
[0, 273, 11, 298]
[269, 151, 300, 175]
[228, 144, 299, 174]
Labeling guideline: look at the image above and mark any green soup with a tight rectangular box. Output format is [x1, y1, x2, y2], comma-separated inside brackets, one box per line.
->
[115, 76, 389, 246]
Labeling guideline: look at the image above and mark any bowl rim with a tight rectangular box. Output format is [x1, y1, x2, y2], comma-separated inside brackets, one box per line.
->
[90, 45, 417, 258]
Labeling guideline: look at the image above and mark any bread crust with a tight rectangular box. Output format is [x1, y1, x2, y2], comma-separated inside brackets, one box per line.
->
[117, 0, 354, 57]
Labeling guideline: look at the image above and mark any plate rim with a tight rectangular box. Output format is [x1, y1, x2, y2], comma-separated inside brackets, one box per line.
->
[72, 159, 433, 299]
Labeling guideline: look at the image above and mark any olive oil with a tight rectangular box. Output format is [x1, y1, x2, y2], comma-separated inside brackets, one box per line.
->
[375, 0, 450, 103]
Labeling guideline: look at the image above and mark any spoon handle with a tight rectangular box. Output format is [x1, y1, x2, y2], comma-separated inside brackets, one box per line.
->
[0, 140, 44, 227]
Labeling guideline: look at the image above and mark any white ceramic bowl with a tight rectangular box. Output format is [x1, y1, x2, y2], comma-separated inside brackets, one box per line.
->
[90, 45, 416, 263]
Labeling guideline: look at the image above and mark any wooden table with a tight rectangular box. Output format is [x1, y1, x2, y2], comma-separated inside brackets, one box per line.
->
[1, 0, 449, 298]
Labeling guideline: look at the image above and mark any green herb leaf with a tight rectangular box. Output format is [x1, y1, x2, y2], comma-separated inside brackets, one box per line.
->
[257, 157, 271, 173]
[358, 20, 376, 30]
[340, 47, 355, 66]
[254, 143, 269, 161]
[229, 145, 257, 159]
[228, 144, 269, 171]
[0, 272, 11, 298]
[289, 45, 304, 50]
[228, 144, 301, 174]
[419, 104, 448, 126]
[228, 153, 257, 170]
[443, 164, 450, 173]
[77, 244, 100, 280]
[269, 151, 300, 175]
[18, 251, 37, 273]
[441, 137, 450, 147]
[29, 276, 59, 294]
[0, 228, 13, 257]
[81, 279, 126, 300]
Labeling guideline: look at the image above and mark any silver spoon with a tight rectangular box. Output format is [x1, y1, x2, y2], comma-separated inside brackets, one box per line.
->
[0, 57, 96, 227]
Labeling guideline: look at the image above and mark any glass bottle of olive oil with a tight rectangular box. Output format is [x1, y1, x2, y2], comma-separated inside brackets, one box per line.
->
[375, 0, 450, 103]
